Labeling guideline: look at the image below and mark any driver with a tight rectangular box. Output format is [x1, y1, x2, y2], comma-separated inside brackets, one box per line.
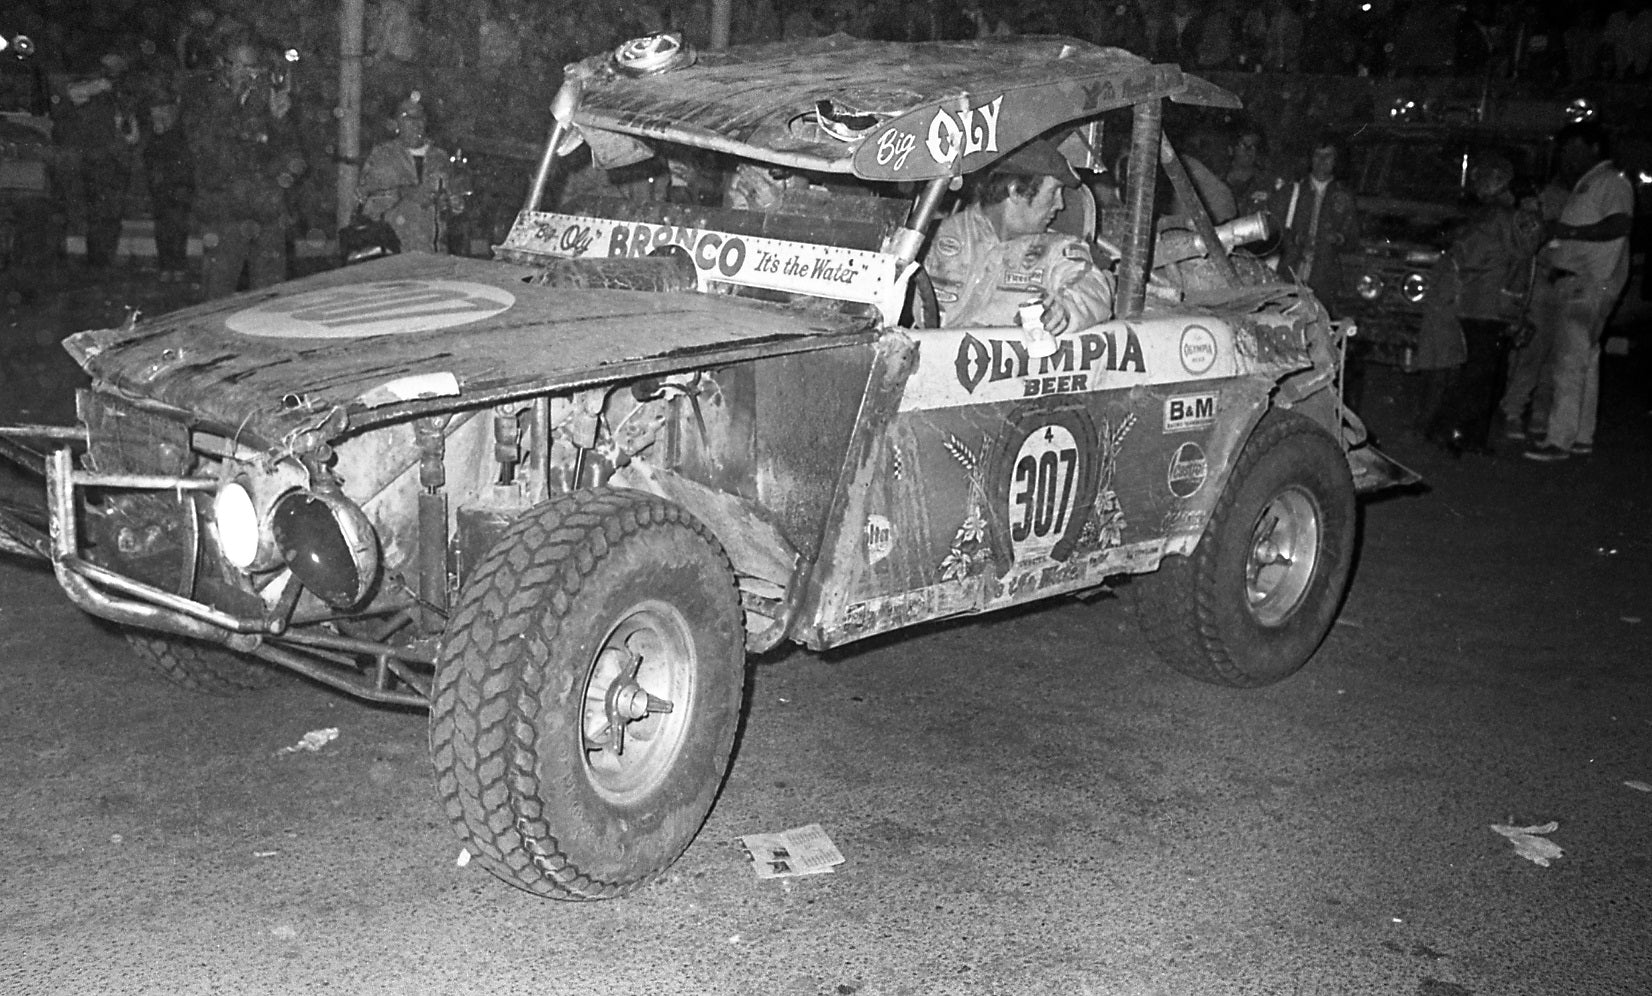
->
[925, 139, 1115, 332]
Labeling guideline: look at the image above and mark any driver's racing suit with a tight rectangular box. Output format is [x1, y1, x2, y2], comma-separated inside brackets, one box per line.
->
[926, 208, 1115, 328]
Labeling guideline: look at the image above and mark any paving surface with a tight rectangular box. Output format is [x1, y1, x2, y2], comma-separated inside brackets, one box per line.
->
[1, 267, 1649, 996]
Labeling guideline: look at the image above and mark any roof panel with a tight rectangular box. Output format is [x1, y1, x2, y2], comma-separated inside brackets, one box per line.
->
[569, 34, 1208, 175]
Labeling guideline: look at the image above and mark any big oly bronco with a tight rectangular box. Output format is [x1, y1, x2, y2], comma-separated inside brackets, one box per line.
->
[0, 33, 1413, 900]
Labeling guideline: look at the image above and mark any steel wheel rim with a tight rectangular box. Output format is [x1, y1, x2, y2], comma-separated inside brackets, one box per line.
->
[1243, 488, 1321, 627]
[580, 599, 696, 804]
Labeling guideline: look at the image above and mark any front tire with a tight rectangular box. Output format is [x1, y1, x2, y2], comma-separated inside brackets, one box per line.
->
[125, 632, 278, 695]
[430, 489, 744, 900]
[1130, 410, 1355, 687]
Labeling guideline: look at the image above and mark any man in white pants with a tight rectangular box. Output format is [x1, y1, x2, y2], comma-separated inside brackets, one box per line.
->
[1524, 122, 1634, 461]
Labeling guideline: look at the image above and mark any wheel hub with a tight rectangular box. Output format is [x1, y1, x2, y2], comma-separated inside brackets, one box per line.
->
[580, 602, 695, 802]
[1243, 488, 1320, 627]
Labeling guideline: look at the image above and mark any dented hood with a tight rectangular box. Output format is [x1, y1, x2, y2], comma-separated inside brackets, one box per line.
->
[66, 254, 872, 445]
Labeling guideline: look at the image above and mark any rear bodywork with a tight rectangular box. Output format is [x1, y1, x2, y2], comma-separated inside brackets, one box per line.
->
[0, 34, 1413, 706]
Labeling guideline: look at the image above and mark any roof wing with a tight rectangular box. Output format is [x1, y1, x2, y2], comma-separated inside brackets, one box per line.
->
[566, 35, 1240, 178]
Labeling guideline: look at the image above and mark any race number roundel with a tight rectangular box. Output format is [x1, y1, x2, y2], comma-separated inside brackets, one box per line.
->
[226, 280, 515, 339]
[986, 400, 1100, 575]
[1008, 424, 1080, 564]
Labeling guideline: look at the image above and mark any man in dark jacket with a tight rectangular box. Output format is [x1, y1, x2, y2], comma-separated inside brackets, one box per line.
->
[1267, 135, 1360, 309]
[183, 39, 304, 299]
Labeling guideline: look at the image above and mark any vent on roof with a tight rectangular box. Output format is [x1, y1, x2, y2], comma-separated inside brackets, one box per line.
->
[814, 100, 884, 143]
[613, 32, 696, 77]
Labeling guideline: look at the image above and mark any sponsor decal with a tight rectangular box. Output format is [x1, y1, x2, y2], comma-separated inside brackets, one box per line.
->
[505, 211, 905, 320]
[865, 514, 894, 566]
[1167, 441, 1209, 499]
[1163, 392, 1217, 433]
[924, 95, 1004, 169]
[953, 328, 1146, 397]
[227, 280, 515, 339]
[1179, 324, 1218, 375]
[859, 94, 1005, 177]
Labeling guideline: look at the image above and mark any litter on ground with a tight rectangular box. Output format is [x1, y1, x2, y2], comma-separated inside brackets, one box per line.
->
[1490, 821, 1564, 866]
[739, 823, 846, 879]
[275, 728, 339, 755]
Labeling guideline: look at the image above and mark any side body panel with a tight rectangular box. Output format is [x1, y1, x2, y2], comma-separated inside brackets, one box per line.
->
[800, 313, 1302, 647]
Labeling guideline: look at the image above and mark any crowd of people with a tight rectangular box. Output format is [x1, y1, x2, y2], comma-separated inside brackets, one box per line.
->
[1225, 118, 1632, 462]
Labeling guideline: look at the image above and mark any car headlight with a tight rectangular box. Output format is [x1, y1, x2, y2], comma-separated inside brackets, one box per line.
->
[1402, 272, 1428, 303]
[1356, 273, 1383, 300]
[213, 481, 261, 570]
[271, 485, 379, 608]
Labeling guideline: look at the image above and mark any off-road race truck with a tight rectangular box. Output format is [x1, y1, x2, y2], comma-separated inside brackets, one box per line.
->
[0, 34, 1414, 901]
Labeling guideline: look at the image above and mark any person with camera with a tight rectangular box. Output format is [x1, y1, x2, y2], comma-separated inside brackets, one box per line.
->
[183, 37, 305, 299]
[355, 91, 465, 256]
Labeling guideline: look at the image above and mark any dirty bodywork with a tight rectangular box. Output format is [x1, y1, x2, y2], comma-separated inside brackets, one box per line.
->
[0, 33, 1413, 902]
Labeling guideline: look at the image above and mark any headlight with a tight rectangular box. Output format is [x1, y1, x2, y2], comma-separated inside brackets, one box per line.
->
[1356, 273, 1383, 300]
[271, 486, 379, 608]
[1402, 272, 1428, 303]
[213, 481, 261, 569]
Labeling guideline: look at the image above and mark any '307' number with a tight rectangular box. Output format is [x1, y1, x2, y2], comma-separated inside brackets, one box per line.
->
[1010, 427, 1078, 547]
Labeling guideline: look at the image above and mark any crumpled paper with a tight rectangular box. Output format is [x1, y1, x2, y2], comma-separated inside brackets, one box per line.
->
[276, 728, 339, 755]
[1490, 821, 1563, 866]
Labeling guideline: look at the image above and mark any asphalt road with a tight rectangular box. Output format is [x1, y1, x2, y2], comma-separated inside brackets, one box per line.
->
[2, 273, 1649, 995]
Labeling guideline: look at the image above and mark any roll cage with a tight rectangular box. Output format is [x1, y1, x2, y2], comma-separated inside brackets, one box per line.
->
[519, 33, 1244, 319]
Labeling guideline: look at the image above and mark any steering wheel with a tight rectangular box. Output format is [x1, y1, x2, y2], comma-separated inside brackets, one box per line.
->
[902, 267, 941, 329]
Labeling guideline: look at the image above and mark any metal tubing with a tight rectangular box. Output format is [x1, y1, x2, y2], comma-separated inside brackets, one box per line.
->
[251, 642, 428, 708]
[0, 424, 88, 441]
[1117, 100, 1161, 319]
[70, 471, 218, 490]
[275, 627, 438, 665]
[1159, 136, 1238, 285]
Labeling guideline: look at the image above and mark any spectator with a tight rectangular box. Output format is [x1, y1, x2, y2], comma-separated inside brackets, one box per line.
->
[184, 38, 306, 299]
[1262, 0, 1303, 71]
[1167, 0, 1202, 64]
[1499, 173, 1571, 442]
[1390, 0, 1456, 75]
[1413, 156, 1544, 453]
[141, 93, 195, 282]
[57, 48, 140, 269]
[357, 91, 466, 255]
[1267, 135, 1360, 310]
[1523, 122, 1634, 461]
[1629, 3, 1652, 77]
[1225, 124, 1284, 216]
[1194, 1, 1237, 69]
[1605, 1, 1636, 78]
[1564, 8, 1605, 82]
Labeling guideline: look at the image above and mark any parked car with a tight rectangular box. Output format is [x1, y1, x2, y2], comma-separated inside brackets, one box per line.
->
[0, 34, 1413, 901]
[1336, 121, 1552, 367]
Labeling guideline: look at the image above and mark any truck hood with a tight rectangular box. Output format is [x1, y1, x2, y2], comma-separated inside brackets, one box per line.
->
[66, 253, 872, 445]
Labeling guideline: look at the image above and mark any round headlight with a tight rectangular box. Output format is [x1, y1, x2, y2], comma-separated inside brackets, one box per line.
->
[1402, 272, 1429, 303]
[1356, 273, 1383, 300]
[271, 486, 379, 608]
[213, 481, 261, 570]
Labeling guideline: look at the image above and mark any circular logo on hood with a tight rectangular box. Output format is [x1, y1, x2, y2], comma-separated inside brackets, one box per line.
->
[226, 280, 515, 339]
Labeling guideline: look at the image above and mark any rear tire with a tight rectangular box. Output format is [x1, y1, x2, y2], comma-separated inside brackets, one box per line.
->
[1130, 410, 1355, 687]
[430, 488, 744, 900]
[125, 632, 278, 695]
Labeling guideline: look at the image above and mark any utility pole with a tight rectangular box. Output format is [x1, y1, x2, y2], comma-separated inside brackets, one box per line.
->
[711, 0, 731, 49]
[338, 0, 365, 230]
